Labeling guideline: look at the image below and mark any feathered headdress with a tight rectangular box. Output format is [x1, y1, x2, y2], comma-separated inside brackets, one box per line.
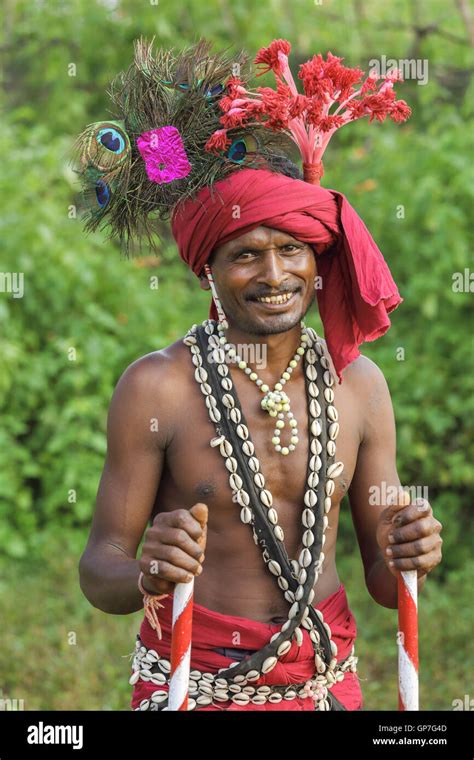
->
[73, 37, 410, 252]
[73, 37, 300, 252]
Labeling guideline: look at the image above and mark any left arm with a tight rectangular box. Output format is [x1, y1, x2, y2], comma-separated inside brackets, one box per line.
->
[347, 357, 443, 609]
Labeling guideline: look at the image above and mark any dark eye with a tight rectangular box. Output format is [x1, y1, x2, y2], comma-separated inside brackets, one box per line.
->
[237, 251, 255, 260]
[282, 245, 299, 252]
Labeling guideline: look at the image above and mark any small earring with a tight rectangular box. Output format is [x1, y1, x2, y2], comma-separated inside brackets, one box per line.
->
[204, 264, 228, 328]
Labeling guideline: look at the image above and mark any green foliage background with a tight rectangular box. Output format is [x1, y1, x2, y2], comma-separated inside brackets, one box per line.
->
[1, 0, 473, 711]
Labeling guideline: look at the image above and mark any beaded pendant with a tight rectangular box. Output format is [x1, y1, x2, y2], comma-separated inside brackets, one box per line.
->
[216, 320, 309, 455]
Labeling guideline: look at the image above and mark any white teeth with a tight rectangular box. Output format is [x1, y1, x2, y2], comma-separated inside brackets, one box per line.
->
[257, 292, 293, 304]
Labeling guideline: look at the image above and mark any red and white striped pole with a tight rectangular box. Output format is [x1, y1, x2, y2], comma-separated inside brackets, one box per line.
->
[398, 569, 419, 710]
[168, 502, 208, 711]
[168, 578, 195, 711]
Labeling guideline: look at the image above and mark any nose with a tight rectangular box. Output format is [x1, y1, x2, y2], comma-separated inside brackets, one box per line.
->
[256, 250, 290, 291]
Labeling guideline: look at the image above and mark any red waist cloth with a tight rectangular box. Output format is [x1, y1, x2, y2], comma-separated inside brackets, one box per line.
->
[131, 582, 362, 711]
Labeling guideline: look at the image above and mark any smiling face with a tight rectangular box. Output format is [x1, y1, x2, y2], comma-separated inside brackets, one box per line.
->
[201, 226, 317, 335]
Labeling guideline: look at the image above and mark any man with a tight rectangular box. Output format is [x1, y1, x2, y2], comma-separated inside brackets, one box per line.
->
[77, 38, 443, 711]
[79, 216, 443, 711]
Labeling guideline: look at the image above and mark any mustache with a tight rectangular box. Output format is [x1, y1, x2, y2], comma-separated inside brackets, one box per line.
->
[247, 287, 301, 301]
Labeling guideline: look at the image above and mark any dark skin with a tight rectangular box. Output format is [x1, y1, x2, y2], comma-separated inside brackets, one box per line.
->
[79, 226, 443, 621]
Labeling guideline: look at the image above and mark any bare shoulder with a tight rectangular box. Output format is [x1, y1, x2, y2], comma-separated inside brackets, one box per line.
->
[340, 350, 395, 445]
[117, 336, 190, 391]
[317, 336, 389, 395]
[343, 353, 389, 394]
[108, 336, 190, 449]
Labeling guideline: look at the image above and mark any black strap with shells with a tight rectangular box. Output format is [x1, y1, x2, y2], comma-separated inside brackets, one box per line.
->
[182, 320, 351, 710]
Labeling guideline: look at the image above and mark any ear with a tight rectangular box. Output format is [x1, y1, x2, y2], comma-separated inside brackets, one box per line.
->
[199, 274, 211, 291]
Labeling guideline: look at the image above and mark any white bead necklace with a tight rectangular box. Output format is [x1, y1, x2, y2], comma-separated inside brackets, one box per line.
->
[216, 321, 309, 455]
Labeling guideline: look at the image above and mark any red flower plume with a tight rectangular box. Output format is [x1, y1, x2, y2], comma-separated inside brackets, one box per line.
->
[205, 39, 412, 184]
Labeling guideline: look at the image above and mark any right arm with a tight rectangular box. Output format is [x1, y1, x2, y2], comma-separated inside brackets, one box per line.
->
[78, 352, 205, 614]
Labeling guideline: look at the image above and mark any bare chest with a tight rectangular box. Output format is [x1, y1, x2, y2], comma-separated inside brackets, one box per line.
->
[160, 358, 361, 558]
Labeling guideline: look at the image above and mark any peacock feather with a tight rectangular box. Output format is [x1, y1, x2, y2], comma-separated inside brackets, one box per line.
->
[72, 36, 297, 253]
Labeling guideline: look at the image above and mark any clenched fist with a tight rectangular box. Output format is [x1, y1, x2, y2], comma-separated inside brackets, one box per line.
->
[139, 503, 208, 595]
[376, 489, 443, 579]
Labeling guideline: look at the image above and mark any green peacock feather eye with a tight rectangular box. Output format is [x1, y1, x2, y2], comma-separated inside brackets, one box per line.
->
[97, 127, 126, 154]
[205, 82, 225, 98]
[95, 179, 111, 208]
[157, 76, 224, 98]
[80, 121, 131, 173]
[227, 135, 259, 163]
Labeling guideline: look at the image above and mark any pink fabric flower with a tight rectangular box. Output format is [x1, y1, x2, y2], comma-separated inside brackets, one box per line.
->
[136, 126, 191, 184]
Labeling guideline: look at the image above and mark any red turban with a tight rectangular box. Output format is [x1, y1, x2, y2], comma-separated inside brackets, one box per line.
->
[171, 167, 402, 382]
